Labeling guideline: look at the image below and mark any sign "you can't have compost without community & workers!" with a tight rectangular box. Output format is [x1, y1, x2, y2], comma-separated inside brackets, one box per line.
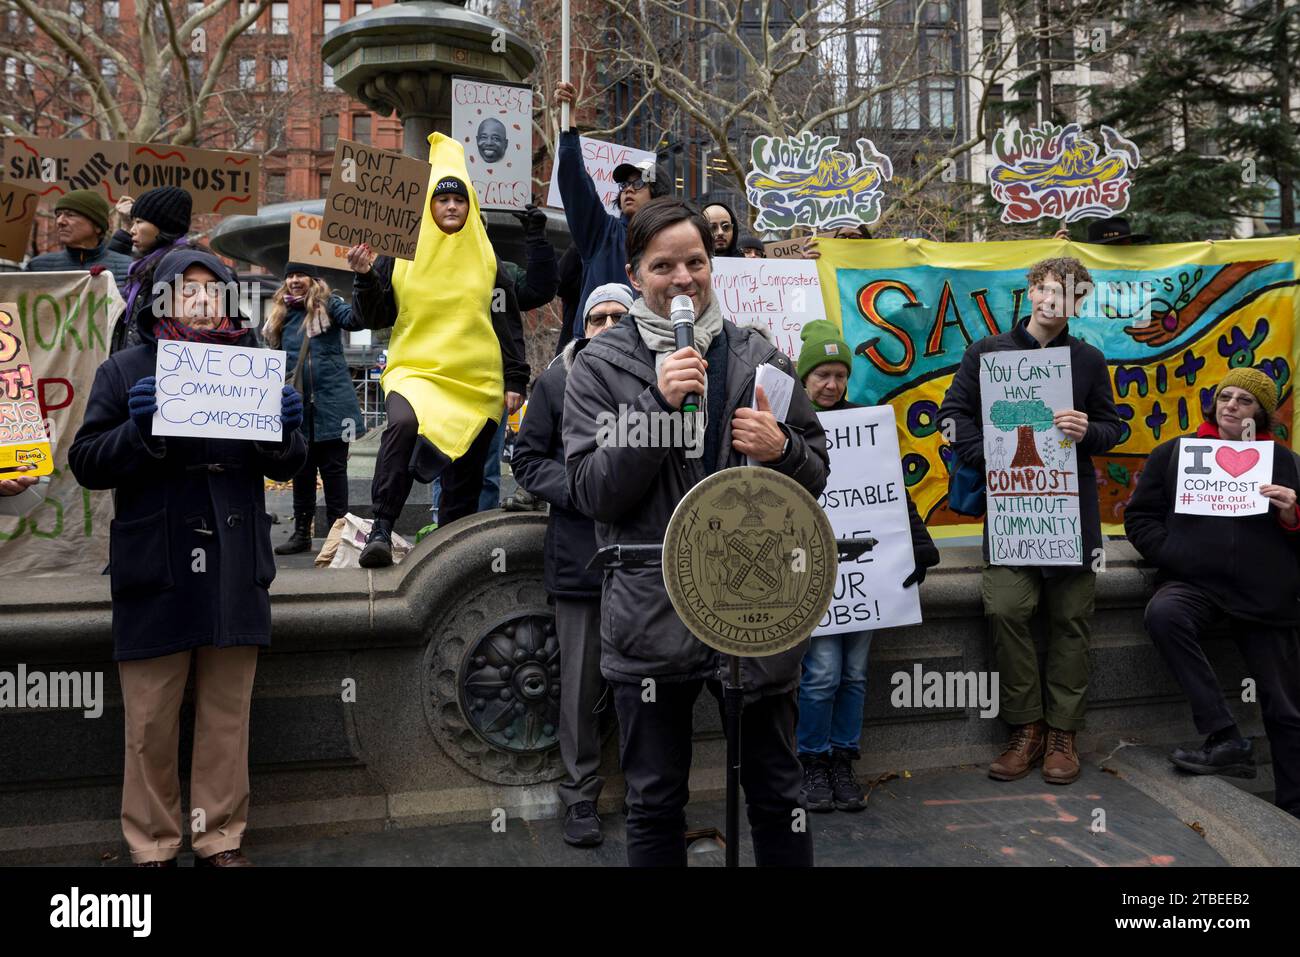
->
[979, 347, 1081, 566]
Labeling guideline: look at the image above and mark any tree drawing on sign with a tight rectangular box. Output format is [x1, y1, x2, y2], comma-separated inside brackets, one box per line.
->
[990, 399, 1054, 469]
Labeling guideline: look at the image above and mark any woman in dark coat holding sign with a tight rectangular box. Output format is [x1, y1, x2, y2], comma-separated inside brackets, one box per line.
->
[1124, 367, 1300, 820]
[69, 247, 307, 867]
[262, 262, 367, 554]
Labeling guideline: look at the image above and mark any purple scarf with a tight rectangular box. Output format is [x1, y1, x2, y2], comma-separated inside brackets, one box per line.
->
[153, 314, 248, 346]
[124, 236, 188, 321]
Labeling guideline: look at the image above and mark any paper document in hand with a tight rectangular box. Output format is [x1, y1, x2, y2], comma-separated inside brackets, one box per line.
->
[747, 363, 794, 466]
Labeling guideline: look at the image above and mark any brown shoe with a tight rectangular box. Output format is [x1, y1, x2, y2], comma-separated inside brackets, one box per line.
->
[988, 720, 1046, 781]
[194, 849, 253, 868]
[1042, 728, 1081, 785]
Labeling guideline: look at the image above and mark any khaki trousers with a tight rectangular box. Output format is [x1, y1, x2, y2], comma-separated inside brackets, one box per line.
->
[118, 645, 258, 863]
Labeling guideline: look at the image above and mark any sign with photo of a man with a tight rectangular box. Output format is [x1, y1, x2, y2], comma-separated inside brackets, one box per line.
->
[450, 76, 533, 211]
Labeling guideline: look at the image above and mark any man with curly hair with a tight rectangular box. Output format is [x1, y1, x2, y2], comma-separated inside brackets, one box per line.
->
[938, 256, 1123, 786]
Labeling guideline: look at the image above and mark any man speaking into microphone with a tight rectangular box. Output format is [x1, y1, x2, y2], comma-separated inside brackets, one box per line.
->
[563, 198, 830, 867]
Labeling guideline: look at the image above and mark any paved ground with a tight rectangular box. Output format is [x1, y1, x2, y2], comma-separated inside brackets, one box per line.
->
[101, 764, 1225, 867]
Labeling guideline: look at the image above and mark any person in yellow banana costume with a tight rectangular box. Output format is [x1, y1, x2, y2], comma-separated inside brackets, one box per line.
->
[346, 133, 530, 567]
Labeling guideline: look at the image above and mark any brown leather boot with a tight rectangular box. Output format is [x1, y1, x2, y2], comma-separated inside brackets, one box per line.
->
[988, 720, 1046, 781]
[1042, 727, 1081, 784]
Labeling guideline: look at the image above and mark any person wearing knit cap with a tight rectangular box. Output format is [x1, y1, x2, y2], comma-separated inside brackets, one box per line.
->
[1125, 368, 1300, 819]
[68, 244, 307, 868]
[1213, 367, 1278, 417]
[109, 187, 199, 353]
[345, 132, 535, 566]
[792, 318, 939, 813]
[510, 279, 631, 847]
[738, 236, 766, 259]
[582, 282, 634, 327]
[25, 189, 133, 291]
[796, 319, 852, 408]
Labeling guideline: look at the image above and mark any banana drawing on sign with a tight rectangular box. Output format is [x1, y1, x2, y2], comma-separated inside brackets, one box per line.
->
[988, 122, 1141, 225]
[745, 131, 893, 233]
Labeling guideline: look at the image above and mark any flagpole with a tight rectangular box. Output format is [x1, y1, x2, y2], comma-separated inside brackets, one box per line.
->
[560, 0, 571, 132]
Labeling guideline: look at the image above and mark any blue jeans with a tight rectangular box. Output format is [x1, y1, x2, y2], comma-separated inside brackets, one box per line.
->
[478, 414, 506, 512]
[797, 631, 873, 756]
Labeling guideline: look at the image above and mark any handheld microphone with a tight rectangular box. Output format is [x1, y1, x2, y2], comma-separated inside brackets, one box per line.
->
[670, 294, 699, 413]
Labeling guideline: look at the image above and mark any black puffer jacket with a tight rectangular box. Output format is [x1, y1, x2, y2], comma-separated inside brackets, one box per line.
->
[511, 337, 601, 598]
[563, 315, 830, 699]
[1124, 424, 1300, 624]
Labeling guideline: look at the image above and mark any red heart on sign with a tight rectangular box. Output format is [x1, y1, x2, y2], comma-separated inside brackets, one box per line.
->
[1215, 446, 1259, 478]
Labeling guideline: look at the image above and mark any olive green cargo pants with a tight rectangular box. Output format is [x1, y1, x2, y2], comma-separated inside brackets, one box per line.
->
[981, 564, 1096, 731]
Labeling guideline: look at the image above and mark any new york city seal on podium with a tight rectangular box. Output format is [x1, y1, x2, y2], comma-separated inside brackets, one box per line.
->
[663, 466, 838, 657]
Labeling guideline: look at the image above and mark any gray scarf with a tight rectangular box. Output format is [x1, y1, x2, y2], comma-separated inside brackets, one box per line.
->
[631, 295, 725, 375]
[630, 295, 723, 456]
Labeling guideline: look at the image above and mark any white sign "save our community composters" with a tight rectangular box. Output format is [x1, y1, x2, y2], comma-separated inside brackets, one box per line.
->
[814, 405, 921, 635]
[152, 341, 286, 442]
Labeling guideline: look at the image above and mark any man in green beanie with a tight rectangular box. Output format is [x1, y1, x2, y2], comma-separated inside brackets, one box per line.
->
[25, 189, 133, 291]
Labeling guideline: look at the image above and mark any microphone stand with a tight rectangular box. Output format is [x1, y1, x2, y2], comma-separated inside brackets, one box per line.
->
[588, 536, 875, 866]
[724, 653, 742, 867]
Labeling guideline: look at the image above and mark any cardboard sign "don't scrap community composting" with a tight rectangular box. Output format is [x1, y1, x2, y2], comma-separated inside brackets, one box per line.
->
[320, 139, 431, 260]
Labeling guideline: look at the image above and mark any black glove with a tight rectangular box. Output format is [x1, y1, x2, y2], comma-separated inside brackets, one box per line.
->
[511, 203, 548, 243]
[127, 376, 157, 436]
[902, 564, 926, 589]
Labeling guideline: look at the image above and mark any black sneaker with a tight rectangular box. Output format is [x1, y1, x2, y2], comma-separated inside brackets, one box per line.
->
[563, 800, 603, 847]
[799, 753, 834, 813]
[358, 518, 394, 569]
[829, 748, 867, 812]
[1170, 736, 1256, 778]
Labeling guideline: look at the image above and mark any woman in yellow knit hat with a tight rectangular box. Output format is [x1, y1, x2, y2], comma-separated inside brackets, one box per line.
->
[345, 133, 529, 566]
[1125, 367, 1300, 820]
